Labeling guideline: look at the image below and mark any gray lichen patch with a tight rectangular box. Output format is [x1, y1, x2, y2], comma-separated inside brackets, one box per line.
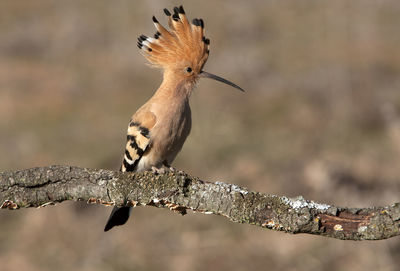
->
[280, 195, 331, 212]
[387, 203, 400, 221]
[214, 181, 249, 196]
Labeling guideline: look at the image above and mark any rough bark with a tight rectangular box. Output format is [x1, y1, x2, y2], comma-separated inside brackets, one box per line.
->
[1, 165, 399, 240]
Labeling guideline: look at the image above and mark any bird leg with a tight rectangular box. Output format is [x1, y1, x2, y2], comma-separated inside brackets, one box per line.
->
[151, 165, 171, 174]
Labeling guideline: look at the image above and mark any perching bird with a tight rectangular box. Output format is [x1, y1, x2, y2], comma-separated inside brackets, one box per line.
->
[104, 5, 244, 231]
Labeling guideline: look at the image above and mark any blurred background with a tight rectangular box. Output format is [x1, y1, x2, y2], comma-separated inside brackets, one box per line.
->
[1, 0, 400, 270]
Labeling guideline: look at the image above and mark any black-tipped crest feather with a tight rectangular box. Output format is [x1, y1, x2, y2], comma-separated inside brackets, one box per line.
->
[163, 8, 171, 16]
[192, 18, 199, 26]
[172, 13, 179, 21]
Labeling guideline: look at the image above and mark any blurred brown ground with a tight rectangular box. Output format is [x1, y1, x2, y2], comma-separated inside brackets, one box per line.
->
[1, 1, 400, 270]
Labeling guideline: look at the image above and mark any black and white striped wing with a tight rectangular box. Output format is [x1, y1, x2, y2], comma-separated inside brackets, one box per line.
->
[121, 121, 151, 172]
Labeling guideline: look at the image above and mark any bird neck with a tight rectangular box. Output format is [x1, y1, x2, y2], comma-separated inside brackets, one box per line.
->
[153, 70, 195, 101]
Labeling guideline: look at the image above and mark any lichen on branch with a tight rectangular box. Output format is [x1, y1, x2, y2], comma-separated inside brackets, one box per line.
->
[1, 165, 399, 240]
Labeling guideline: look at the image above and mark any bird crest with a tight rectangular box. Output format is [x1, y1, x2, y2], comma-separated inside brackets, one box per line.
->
[137, 6, 210, 74]
[137, 5, 244, 92]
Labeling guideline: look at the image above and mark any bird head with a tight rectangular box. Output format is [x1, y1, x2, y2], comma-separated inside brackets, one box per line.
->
[137, 6, 244, 92]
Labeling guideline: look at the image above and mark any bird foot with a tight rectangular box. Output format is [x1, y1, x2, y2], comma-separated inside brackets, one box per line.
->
[151, 166, 183, 175]
[151, 166, 170, 175]
[167, 166, 185, 174]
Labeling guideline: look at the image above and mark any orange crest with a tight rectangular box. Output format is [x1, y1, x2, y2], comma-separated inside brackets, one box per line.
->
[137, 6, 210, 73]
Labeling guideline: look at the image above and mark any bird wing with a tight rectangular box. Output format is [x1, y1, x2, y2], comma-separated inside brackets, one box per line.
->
[121, 109, 156, 172]
[105, 109, 156, 232]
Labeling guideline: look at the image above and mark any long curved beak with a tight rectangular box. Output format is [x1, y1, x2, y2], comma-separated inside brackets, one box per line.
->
[199, 71, 245, 92]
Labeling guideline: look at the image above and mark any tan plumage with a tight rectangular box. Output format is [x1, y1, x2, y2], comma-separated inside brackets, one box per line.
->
[104, 5, 243, 231]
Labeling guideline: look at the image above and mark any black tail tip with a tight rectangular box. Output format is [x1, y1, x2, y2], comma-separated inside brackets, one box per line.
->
[104, 224, 113, 232]
[104, 206, 131, 232]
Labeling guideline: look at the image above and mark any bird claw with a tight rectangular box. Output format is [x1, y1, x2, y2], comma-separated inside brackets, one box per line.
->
[151, 166, 183, 175]
[169, 167, 186, 174]
[151, 166, 170, 175]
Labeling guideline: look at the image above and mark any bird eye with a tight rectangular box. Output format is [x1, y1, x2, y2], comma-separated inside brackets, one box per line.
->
[186, 67, 192, 73]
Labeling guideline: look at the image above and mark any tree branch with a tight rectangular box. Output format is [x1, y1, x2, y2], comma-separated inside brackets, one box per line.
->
[1, 165, 399, 240]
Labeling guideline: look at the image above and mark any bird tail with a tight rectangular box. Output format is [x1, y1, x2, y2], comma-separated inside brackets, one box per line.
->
[104, 205, 132, 232]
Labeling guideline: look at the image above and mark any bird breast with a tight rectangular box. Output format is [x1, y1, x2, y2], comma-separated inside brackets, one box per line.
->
[148, 98, 192, 167]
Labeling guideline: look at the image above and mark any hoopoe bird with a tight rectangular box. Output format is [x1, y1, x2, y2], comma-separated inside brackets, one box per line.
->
[104, 5, 244, 231]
